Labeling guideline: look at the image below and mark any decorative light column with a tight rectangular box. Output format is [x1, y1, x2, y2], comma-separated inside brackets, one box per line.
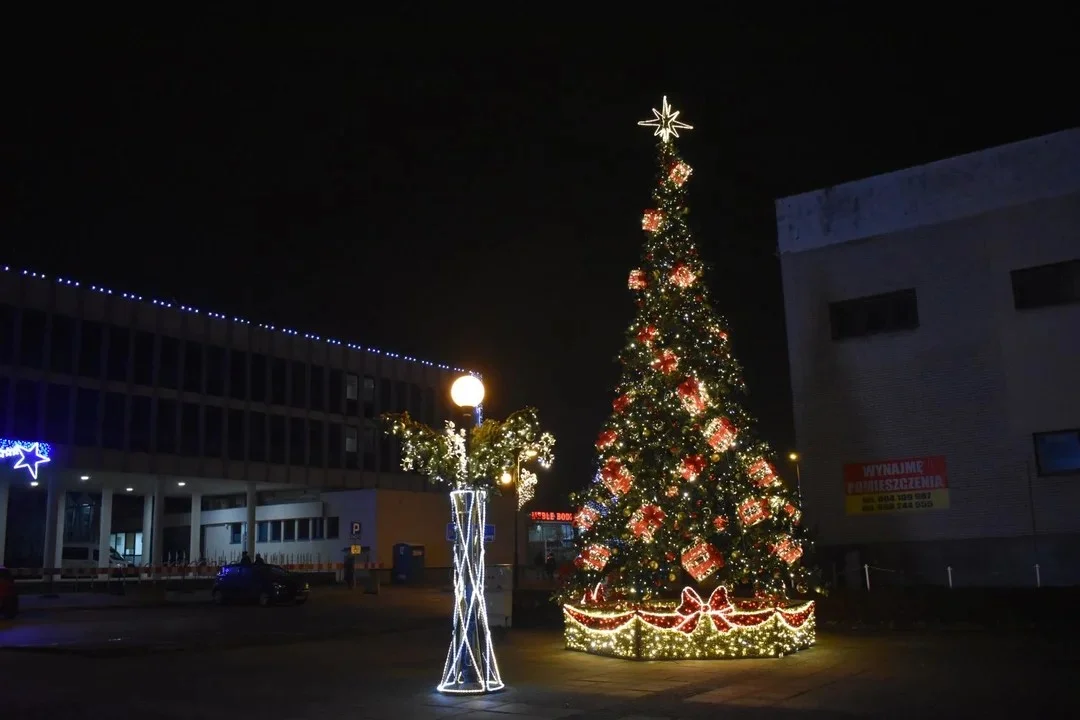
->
[440, 487, 503, 694]
[438, 374, 503, 694]
[383, 376, 555, 695]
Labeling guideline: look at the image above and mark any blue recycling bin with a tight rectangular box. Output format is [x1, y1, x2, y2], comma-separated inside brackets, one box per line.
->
[392, 543, 426, 584]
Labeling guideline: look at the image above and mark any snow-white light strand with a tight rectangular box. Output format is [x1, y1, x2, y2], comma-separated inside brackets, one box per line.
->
[438, 489, 504, 694]
[638, 95, 693, 143]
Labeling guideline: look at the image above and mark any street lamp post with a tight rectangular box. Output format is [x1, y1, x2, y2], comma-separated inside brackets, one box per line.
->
[788, 452, 802, 501]
[440, 374, 503, 695]
[500, 448, 538, 591]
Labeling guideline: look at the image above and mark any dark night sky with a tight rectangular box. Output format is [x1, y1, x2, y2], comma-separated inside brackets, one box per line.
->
[4, 12, 1074, 505]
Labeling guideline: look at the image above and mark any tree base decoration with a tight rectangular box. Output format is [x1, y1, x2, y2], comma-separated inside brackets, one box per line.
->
[562, 586, 814, 660]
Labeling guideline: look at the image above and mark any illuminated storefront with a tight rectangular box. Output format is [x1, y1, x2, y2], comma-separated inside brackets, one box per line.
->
[526, 510, 577, 569]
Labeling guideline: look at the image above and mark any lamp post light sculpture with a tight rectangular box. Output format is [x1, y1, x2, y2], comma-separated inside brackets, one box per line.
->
[384, 375, 555, 695]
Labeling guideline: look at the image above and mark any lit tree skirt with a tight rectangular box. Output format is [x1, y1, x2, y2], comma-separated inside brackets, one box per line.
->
[562, 587, 815, 660]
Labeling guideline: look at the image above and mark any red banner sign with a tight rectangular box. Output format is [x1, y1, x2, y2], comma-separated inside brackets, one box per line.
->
[843, 455, 949, 515]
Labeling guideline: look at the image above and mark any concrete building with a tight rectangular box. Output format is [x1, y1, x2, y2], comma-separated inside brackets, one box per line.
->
[776, 129, 1080, 588]
[0, 265, 516, 579]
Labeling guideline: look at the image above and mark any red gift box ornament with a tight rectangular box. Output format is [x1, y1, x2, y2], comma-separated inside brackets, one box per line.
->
[681, 537, 724, 582]
[636, 324, 658, 345]
[582, 582, 607, 605]
[748, 458, 779, 488]
[705, 416, 738, 452]
[668, 160, 692, 187]
[600, 457, 633, 495]
[772, 537, 803, 565]
[573, 506, 599, 531]
[680, 454, 706, 481]
[712, 515, 729, 532]
[669, 263, 696, 288]
[628, 269, 648, 291]
[612, 393, 632, 413]
[677, 376, 709, 415]
[651, 349, 679, 374]
[628, 504, 666, 542]
[576, 544, 611, 572]
[784, 502, 801, 525]
[595, 429, 618, 450]
[738, 497, 770, 526]
[642, 209, 663, 232]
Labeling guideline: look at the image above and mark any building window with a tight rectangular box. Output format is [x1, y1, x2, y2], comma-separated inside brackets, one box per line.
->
[78, 320, 104, 378]
[18, 309, 46, 369]
[250, 354, 267, 403]
[269, 415, 286, 464]
[183, 343, 203, 393]
[250, 411, 267, 462]
[230, 523, 243, 545]
[270, 358, 287, 405]
[229, 350, 248, 401]
[310, 366, 325, 412]
[204, 405, 224, 457]
[256, 521, 269, 543]
[311, 517, 324, 540]
[227, 408, 245, 460]
[327, 517, 339, 540]
[106, 327, 131, 383]
[133, 331, 156, 385]
[158, 337, 180, 389]
[346, 373, 359, 400]
[180, 402, 201, 456]
[345, 425, 358, 454]
[13, 380, 40, 439]
[205, 346, 226, 396]
[130, 395, 152, 452]
[1011, 259, 1080, 310]
[74, 387, 100, 447]
[0, 304, 14, 365]
[283, 519, 295, 542]
[328, 422, 342, 468]
[291, 361, 307, 409]
[329, 369, 343, 414]
[49, 315, 76, 374]
[829, 289, 919, 341]
[157, 399, 177, 454]
[102, 392, 126, 450]
[297, 518, 310, 540]
[1033, 429, 1080, 476]
[270, 520, 282, 542]
[309, 420, 324, 467]
[363, 376, 375, 418]
[289, 417, 306, 466]
[45, 383, 72, 444]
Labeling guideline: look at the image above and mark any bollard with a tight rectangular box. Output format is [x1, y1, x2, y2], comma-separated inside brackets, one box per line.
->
[863, 563, 871, 591]
[1035, 563, 1041, 588]
[947, 565, 953, 589]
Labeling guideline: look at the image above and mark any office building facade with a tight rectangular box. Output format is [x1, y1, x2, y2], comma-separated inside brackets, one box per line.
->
[776, 129, 1080, 587]
[0, 264, 497, 575]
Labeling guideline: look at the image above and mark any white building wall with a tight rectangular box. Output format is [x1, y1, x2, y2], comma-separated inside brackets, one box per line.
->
[776, 129, 1080, 587]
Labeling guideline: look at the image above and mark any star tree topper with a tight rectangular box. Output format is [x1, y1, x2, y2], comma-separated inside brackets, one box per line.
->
[638, 96, 693, 143]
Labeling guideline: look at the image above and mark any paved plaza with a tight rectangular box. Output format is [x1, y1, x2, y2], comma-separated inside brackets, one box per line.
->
[1, 587, 1073, 719]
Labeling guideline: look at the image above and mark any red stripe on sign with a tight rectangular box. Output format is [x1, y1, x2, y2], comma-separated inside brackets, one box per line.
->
[843, 455, 948, 495]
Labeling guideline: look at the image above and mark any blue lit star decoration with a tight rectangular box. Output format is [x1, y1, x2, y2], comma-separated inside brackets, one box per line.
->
[1, 438, 52, 480]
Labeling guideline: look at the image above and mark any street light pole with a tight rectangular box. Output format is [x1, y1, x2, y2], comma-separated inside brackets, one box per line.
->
[788, 452, 802, 502]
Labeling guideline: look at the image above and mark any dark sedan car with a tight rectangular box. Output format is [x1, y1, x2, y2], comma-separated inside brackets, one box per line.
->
[212, 564, 310, 607]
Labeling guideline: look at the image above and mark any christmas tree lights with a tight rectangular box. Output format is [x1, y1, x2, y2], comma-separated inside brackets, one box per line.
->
[560, 97, 815, 660]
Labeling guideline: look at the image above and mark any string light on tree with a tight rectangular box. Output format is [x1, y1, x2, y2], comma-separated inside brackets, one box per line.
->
[559, 97, 816, 661]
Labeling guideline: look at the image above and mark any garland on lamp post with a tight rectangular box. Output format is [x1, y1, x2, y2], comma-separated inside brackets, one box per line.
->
[384, 406, 555, 694]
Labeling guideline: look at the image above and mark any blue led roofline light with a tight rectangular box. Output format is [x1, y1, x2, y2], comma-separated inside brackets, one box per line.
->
[4, 265, 469, 374]
[0, 437, 52, 480]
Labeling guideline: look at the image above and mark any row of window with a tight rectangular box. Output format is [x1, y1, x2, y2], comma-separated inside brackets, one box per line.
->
[0, 378, 397, 471]
[829, 258, 1080, 341]
[229, 517, 341, 544]
[0, 306, 440, 423]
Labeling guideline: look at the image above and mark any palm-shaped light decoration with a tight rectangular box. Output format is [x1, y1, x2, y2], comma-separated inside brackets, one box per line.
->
[384, 376, 555, 695]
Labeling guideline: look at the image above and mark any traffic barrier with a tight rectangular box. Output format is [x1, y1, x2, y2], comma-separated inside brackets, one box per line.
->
[8, 562, 382, 578]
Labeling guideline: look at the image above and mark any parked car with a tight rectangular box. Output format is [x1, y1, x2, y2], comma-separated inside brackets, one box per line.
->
[60, 544, 132, 575]
[211, 564, 310, 607]
[0, 566, 17, 619]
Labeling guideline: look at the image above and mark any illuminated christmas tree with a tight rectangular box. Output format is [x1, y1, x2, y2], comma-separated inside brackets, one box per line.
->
[559, 98, 815, 660]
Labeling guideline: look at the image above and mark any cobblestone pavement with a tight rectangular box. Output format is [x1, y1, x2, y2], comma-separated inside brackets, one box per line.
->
[1, 617, 1072, 719]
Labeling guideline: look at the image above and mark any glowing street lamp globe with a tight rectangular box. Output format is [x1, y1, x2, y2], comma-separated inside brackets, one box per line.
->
[451, 375, 485, 409]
